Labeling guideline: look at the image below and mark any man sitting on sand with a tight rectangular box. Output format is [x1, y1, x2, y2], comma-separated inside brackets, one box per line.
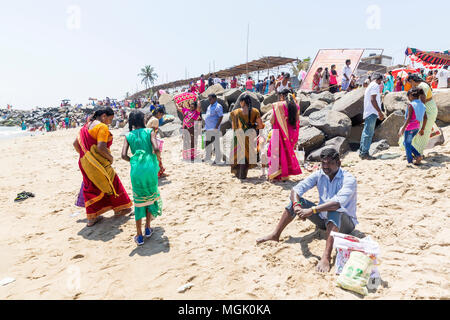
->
[257, 148, 358, 273]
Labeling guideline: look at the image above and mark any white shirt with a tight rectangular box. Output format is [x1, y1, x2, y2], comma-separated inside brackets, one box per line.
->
[437, 69, 449, 88]
[343, 66, 352, 82]
[213, 78, 221, 85]
[363, 81, 381, 119]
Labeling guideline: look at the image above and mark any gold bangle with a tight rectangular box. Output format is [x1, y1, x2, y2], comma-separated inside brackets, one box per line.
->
[312, 207, 318, 214]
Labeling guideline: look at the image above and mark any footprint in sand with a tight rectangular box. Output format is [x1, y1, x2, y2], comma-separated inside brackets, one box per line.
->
[72, 254, 84, 260]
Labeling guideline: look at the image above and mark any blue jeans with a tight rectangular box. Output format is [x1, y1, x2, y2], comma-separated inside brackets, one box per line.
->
[359, 114, 378, 156]
[404, 129, 421, 163]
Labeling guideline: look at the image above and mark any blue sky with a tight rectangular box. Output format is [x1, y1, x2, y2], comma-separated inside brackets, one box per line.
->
[0, 0, 448, 109]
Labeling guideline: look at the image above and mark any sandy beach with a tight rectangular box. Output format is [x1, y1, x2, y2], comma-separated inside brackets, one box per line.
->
[0, 126, 449, 300]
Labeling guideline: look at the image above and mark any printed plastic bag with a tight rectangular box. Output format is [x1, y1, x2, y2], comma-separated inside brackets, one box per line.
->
[331, 232, 380, 278]
[337, 251, 373, 296]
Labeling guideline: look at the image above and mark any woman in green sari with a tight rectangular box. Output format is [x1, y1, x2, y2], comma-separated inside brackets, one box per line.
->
[122, 110, 162, 246]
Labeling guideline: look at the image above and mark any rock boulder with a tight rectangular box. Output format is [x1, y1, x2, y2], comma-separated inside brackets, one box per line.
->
[332, 88, 365, 118]
[309, 109, 352, 138]
[223, 89, 242, 105]
[303, 100, 328, 117]
[307, 137, 349, 162]
[373, 110, 404, 146]
[297, 126, 326, 153]
[434, 89, 450, 123]
[384, 91, 408, 115]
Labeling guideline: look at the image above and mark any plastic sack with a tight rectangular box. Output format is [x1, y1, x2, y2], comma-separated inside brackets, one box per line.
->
[337, 251, 373, 296]
[331, 232, 380, 278]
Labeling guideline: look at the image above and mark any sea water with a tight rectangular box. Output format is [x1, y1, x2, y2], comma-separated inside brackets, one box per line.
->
[0, 126, 43, 140]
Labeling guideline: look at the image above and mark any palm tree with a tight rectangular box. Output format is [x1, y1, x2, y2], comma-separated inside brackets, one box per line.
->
[291, 57, 312, 77]
[138, 65, 158, 89]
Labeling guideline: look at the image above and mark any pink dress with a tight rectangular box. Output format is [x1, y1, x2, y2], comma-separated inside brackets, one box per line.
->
[268, 102, 302, 180]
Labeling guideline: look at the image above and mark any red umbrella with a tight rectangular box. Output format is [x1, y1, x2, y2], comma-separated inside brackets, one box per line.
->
[391, 68, 419, 79]
[173, 92, 197, 108]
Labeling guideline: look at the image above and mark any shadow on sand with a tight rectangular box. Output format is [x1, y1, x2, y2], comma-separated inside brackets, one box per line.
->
[129, 227, 170, 257]
[77, 214, 132, 242]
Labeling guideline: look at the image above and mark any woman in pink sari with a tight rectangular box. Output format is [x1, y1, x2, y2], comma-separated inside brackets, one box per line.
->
[268, 89, 302, 181]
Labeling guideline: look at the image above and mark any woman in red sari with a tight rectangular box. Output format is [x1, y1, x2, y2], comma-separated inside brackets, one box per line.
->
[267, 89, 302, 181]
[177, 99, 202, 162]
[73, 107, 132, 227]
[312, 68, 323, 92]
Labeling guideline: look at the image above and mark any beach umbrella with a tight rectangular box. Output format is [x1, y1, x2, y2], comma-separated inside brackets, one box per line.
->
[173, 92, 197, 109]
[391, 68, 418, 79]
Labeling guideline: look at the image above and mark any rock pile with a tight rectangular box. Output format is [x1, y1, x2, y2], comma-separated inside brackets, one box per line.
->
[0, 106, 97, 128]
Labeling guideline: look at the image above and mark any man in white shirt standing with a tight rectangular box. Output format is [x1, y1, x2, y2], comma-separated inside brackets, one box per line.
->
[341, 59, 353, 91]
[213, 74, 221, 85]
[359, 74, 385, 160]
[437, 66, 449, 89]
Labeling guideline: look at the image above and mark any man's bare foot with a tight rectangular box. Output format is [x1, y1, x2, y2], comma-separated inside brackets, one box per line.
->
[316, 258, 331, 273]
[114, 208, 132, 217]
[256, 234, 280, 245]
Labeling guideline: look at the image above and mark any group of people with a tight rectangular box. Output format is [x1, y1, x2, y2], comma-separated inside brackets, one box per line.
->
[187, 73, 293, 96]
[73, 107, 164, 246]
[312, 59, 356, 93]
[175, 88, 303, 182]
[28, 115, 79, 132]
[359, 73, 439, 166]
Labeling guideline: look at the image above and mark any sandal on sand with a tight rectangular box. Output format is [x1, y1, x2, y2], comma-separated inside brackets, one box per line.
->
[87, 216, 103, 227]
[145, 228, 154, 239]
[134, 235, 144, 246]
[14, 191, 35, 203]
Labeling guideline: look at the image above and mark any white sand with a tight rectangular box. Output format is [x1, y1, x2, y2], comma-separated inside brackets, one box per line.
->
[0, 127, 449, 299]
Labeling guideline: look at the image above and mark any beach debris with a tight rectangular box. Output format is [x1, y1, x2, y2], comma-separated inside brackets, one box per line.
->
[177, 282, 194, 293]
[70, 212, 81, 217]
[14, 191, 35, 203]
[0, 277, 15, 286]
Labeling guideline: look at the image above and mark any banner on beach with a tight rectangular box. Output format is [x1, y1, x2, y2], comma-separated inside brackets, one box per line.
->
[300, 49, 365, 90]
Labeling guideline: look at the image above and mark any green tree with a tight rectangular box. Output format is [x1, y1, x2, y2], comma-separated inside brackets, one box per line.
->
[138, 65, 158, 89]
[291, 57, 312, 77]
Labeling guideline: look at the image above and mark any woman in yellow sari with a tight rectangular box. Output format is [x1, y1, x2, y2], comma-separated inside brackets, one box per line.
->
[73, 107, 132, 227]
[230, 94, 264, 179]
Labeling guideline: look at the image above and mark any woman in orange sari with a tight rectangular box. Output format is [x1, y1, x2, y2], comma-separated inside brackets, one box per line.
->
[73, 107, 132, 227]
[267, 89, 302, 181]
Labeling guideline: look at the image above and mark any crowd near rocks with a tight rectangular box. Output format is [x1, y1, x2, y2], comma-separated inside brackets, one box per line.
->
[2, 87, 448, 162]
[156, 86, 449, 162]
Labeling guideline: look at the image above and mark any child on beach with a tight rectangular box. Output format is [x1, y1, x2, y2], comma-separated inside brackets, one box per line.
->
[398, 88, 426, 165]
[122, 110, 163, 246]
